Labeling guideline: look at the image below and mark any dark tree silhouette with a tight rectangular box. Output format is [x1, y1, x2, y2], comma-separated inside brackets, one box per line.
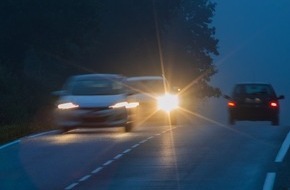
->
[0, 0, 220, 126]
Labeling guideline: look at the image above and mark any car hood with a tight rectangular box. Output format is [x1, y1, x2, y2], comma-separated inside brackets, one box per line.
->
[58, 94, 127, 107]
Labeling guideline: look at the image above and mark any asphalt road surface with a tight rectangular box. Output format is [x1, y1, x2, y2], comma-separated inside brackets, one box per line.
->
[1, 114, 290, 190]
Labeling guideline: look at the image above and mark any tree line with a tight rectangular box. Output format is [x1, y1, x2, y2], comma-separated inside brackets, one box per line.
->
[0, 0, 220, 126]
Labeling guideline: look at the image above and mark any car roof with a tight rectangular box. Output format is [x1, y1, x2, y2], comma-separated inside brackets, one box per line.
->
[235, 82, 272, 86]
[70, 74, 124, 80]
[126, 76, 164, 81]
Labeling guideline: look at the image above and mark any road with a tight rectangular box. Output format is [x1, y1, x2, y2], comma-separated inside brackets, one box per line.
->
[0, 113, 290, 190]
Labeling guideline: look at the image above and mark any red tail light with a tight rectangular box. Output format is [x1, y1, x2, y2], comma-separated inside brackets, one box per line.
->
[228, 101, 236, 107]
[270, 101, 278, 108]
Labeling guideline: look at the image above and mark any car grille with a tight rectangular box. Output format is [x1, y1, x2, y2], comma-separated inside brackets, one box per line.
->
[78, 107, 109, 111]
[81, 116, 108, 123]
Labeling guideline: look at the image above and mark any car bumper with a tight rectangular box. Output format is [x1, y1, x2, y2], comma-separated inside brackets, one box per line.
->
[54, 107, 128, 128]
[229, 107, 279, 121]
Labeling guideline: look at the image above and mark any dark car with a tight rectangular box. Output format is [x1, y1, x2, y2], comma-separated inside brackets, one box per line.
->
[224, 83, 284, 125]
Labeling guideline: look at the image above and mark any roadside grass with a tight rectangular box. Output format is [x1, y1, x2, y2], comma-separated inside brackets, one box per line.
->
[0, 122, 58, 145]
[0, 108, 58, 145]
[0, 123, 32, 145]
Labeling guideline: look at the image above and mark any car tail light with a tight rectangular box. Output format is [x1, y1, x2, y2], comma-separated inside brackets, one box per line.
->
[269, 101, 278, 108]
[228, 101, 236, 107]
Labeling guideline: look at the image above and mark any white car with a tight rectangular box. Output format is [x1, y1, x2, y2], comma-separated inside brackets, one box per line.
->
[53, 74, 138, 132]
[126, 76, 179, 125]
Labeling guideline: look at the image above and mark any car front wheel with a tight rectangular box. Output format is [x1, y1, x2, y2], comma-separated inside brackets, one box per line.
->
[125, 122, 134, 132]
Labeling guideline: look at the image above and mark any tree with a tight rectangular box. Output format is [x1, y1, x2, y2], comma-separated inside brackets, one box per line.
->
[0, 0, 101, 124]
[162, 0, 220, 98]
[0, 0, 100, 78]
[91, 0, 220, 98]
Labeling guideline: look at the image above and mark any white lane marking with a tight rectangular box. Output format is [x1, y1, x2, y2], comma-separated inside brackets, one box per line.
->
[79, 175, 91, 182]
[275, 131, 290, 162]
[147, 136, 154, 140]
[132, 144, 140, 148]
[26, 130, 58, 138]
[263, 172, 276, 190]
[63, 128, 178, 190]
[91, 167, 103, 174]
[0, 130, 59, 151]
[65, 183, 79, 190]
[103, 160, 113, 166]
[114, 154, 123, 160]
[139, 139, 147, 144]
[123, 148, 132, 154]
[0, 140, 20, 150]
[155, 133, 161, 136]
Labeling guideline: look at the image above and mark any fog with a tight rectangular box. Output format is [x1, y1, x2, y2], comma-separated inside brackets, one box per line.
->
[202, 0, 290, 125]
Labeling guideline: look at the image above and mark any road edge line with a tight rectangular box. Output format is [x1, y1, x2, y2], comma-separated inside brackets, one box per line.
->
[275, 131, 290, 162]
[0, 140, 21, 150]
[263, 172, 276, 190]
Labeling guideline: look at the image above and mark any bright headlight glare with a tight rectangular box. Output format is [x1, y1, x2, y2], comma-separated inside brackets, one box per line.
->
[157, 93, 179, 112]
[58, 102, 79, 110]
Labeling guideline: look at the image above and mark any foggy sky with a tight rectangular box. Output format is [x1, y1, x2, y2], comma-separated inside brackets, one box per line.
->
[204, 0, 290, 124]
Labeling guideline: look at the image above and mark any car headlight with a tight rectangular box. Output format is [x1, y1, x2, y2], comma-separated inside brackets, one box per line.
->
[157, 93, 179, 112]
[57, 102, 79, 110]
[126, 102, 139, 109]
[110, 102, 139, 109]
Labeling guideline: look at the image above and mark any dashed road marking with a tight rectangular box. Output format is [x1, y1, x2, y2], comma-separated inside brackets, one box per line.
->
[147, 136, 154, 140]
[79, 175, 91, 182]
[103, 160, 113, 166]
[65, 183, 78, 190]
[114, 154, 123, 160]
[139, 139, 147, 144]
[63, 127, 177, 189]
[91, 167, 103, 174]
[132, 144, 140, 148]
[123, 149, 132, 154]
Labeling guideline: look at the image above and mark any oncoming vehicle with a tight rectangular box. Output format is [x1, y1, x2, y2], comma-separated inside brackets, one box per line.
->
[126, 76, 179, 125]
[53, 74, 138, 132]
[224, 83, 284, 125]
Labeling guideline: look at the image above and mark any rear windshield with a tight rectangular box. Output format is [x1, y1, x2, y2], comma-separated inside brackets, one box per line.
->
[232, 84, 276, 97]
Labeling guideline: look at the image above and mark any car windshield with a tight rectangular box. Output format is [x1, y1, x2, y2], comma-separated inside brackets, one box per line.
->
[67, 78, 125, 95]
[128, 80, 166, 94]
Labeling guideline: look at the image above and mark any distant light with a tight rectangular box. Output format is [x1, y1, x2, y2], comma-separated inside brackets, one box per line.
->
[157, 93, 179, 112]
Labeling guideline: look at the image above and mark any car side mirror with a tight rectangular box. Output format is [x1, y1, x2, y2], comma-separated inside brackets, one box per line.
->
[223, 95, 231, 100]
[277, 95, 285, 100]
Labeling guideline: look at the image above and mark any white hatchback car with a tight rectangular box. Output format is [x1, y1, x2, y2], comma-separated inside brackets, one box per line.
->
[126, 76, 179, 125]
[53, 74, 137, 132]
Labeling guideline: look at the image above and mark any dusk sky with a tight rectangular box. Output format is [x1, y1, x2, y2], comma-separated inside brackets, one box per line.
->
[204, 0, 290, 124]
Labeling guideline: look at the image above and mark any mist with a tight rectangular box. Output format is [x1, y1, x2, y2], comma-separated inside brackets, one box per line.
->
[203, 0, 290, 125]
